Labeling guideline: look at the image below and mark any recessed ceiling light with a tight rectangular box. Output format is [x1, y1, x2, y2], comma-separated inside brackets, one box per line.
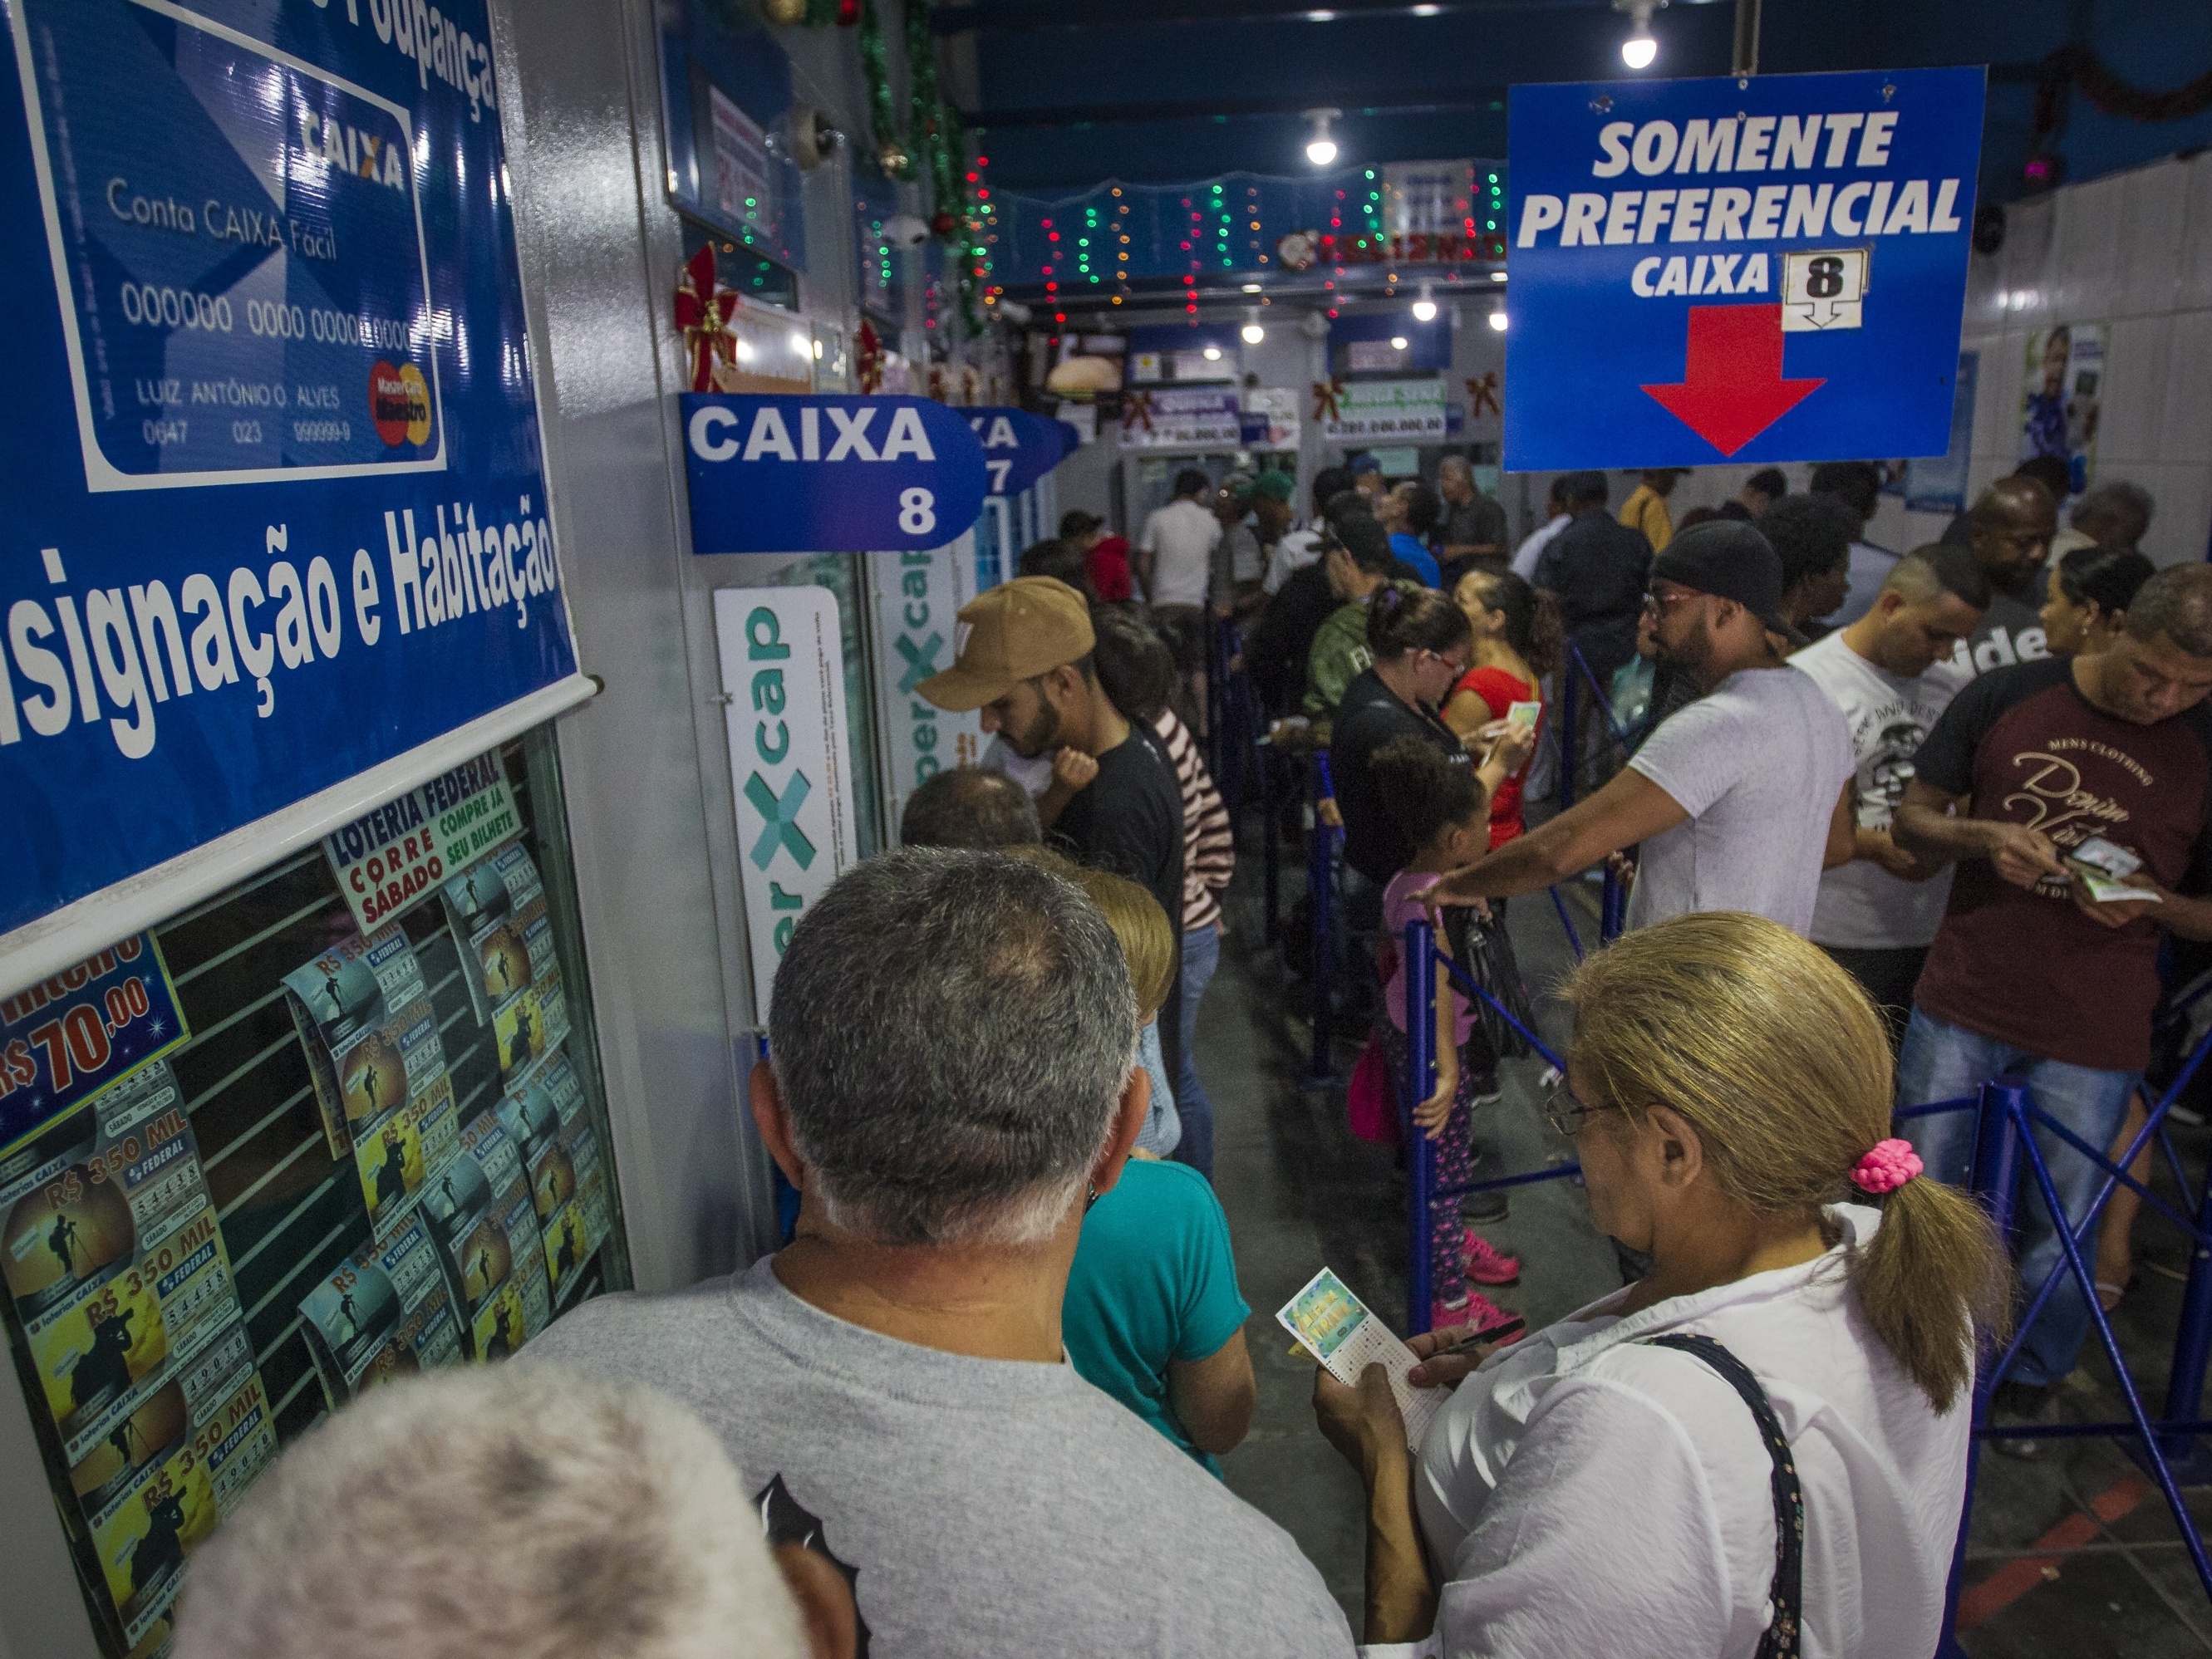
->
[1243, 282, 1263, 293]
[1390, 335, 1408, 350]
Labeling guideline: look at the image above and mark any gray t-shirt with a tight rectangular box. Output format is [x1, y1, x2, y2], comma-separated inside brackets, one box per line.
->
[527, 1259, 1355, 1659]
[1625, 665, 1856, 936]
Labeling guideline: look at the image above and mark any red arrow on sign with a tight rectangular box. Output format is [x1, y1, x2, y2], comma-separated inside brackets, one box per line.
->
[1640, 303, 1825, 457]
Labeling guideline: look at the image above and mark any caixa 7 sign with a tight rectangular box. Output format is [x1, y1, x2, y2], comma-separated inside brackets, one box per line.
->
[681, 395, 989, 555]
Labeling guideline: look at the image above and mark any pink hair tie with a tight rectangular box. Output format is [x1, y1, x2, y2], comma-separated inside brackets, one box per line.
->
[1851, 1138, 1923, 1195]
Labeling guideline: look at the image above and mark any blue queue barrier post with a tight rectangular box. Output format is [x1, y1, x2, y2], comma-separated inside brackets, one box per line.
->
[1939, 1077, 2026, 1654]
[1301, 753, 1341, 1091]
[2160, 1168, 2212, 1472]
[1261, 742, 1281, 948]
[1599, 861, 1625, 945]
[1405, 917, 1438, 1336]
[1546, 885, 1585, 962]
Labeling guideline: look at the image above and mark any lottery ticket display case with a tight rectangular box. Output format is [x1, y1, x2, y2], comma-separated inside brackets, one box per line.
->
[0, 731, 632, 1659]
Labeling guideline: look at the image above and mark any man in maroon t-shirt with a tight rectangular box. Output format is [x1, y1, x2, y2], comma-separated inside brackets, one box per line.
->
[1893, 566, 2212, 1424]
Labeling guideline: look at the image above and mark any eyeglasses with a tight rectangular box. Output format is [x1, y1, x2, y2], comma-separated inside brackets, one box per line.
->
[1542, 1073, 1620, 1138]
[1424, 649, 1472, 676]
[1641, 587, 1698, 614]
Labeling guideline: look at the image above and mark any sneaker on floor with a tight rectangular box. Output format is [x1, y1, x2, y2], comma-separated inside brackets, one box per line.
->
[1460, 1184, 1510, 1225]
[1461, 1230, 1521, 1286]
[1458, 1288, 1525, 1346]
[1989, 1381, 2062, 1459]
[1433, 1296, 1476, 1334]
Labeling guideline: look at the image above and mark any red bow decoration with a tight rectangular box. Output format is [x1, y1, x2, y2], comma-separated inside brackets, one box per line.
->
[1123, 390, 1156, 434]
[856, 319, 885, 394]
[1466, 371, 1501, 419]
[1311, 378, 1344, 423]
[674, 245, 740, 392]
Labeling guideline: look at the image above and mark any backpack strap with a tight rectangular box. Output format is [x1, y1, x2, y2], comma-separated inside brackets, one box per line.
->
[1644, 1333, 1805, 1658]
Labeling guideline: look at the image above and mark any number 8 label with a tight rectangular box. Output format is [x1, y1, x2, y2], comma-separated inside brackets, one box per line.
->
[898, 488, 936, 537]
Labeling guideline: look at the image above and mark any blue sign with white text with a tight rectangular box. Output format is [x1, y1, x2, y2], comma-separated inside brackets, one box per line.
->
[0, 0, 577, 940]
[683, 395, 989, 554]
[965, 406, 1069, 498]
[1505, 67, 1984, 470]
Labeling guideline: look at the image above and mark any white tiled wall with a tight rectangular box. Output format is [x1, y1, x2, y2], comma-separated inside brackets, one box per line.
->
[1510, 151, 2212, 568]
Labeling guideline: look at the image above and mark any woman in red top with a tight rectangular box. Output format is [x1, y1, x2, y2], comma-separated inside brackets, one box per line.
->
[1443, 569, 1562, 847]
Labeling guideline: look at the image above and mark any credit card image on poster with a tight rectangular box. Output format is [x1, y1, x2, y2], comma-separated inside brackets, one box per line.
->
[440, 844, 558, 1027]
[87, 1367, 278, 1652]
[282, 925, 450, 1160]
[298, 1213, 464, 1404]
[0, 1063, 237, 1449]
[420, 1110, 549, 1360]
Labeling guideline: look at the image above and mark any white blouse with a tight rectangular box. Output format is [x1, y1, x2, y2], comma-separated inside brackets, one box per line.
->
[1374, 1205, 1969, 1659]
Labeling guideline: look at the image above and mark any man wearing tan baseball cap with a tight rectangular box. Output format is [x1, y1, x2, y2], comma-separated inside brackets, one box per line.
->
[920, 577, 1188, 1086]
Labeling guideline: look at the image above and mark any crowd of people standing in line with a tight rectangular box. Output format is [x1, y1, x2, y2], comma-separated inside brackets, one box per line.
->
[167, 452, 2212, 1659]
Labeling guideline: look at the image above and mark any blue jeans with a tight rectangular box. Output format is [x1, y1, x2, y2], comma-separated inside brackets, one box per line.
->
[1173, 922, 1220, 1179]
[1897, 1009, 2141, 1389]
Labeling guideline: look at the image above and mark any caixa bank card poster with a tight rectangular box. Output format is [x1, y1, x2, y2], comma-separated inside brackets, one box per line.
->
[0, 0, 578, 939]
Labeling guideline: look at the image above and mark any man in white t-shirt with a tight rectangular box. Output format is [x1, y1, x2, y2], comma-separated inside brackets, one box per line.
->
[1139, 466, 1223, 726]
[1508, 475, 1573, 580]
[1791, 546, 1990, 1040]
[1426, 521, 1856, 935]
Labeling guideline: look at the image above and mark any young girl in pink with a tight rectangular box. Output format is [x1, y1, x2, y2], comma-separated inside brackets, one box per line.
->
[1369, 735, 1521, 1333]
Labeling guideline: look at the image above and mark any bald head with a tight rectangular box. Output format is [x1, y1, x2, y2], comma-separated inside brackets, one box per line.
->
[899, 766, 1042, 850]
[1966, 477, 2057, 596]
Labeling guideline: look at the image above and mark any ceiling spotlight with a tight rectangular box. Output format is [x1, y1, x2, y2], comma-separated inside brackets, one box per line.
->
[1489, 270, 1507, 282]
[1242, 282, 1264, 293]
[1410, 2, 1442, 12]
[1389, 334, 1409, 351]
[1304, 108, 1340, 168]
[1615, 0, 1661, 68]
[1202, 344, 1224, 361]
[1410, 284, 1438, 323]
[1487, 308, 1508, 331]
[1241, 307, 1266, 345]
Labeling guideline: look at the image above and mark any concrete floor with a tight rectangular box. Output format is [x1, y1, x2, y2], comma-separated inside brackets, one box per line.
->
[1200, 827, 2212, 1655]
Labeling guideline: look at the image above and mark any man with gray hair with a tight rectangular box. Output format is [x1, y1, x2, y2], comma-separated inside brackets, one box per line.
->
[529, 850, 1355, 1657]
[2052, 478, 2155, 560]
[173, 1367, 854, 1659]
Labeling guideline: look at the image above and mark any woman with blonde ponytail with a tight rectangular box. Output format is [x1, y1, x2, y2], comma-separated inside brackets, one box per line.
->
[1313, 911, 2012, 1657]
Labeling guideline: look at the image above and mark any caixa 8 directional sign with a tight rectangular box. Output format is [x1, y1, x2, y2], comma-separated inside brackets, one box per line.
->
[1505, 67, 1984, 470]
[681, 394, 989, 554]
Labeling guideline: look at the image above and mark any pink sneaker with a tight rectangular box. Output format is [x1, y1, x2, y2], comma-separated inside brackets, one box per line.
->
[1462, 1230, 1521, 1287]
[1431, 1289, 1525, 1347]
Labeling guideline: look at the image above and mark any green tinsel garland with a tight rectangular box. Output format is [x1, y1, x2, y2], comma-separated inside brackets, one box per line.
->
[856, 0, 989, 331]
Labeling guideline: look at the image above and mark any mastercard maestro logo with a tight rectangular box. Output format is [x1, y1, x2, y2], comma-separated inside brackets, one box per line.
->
[369, 360, 433, 447]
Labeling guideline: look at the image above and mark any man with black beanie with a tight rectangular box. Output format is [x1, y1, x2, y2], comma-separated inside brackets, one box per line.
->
[1425, 521, 1856, 936]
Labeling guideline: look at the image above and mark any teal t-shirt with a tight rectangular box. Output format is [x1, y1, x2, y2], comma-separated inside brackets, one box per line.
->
[1062, 1159, 1251, 1475]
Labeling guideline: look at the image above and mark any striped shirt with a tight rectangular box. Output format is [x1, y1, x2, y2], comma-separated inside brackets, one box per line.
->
[1153, 710, 1234, 933]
